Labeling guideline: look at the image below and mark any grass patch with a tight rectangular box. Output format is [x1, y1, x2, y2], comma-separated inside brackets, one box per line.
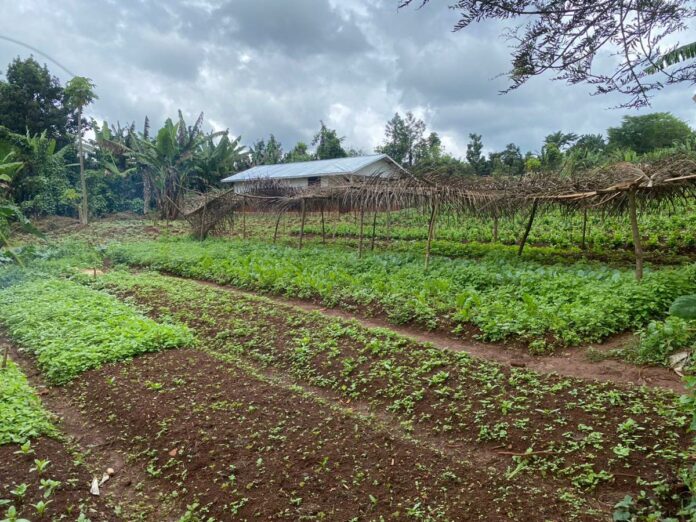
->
[0, 278, 194, 384]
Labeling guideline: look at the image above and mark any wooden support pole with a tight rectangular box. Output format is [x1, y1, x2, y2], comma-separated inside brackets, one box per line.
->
[358, 205, 365, 258]
[320, 205, 326, 244]
[517, 199, 538, 257]
[299, 199, 307, 250]
[386, 199, 391, 242]
[493, 212, 499, 243]
[425, 199, 438, 270]
[581, 208, 588, 250]
[370, 211, 377, 251]
[628, 188, 644, 281]
[242, 198, 247, 239]
[273, 211, 282, 244]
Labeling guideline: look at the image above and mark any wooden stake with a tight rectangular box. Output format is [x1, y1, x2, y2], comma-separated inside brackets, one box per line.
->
[242, 198, 247, 239]
[628, 188, 644, 281]
[299, 199, 307, 250]
[493, 212, 499, 243]
[320, 205, 326, 244]
[358, 205, 365, 258]
[370, 211, 377, 251]
[581, 208, 588, 250]
[386, 200, 391, 242]
[517, 199, 538, 257]
[273, 211, 282, 244]
[425, 200, 438, 270]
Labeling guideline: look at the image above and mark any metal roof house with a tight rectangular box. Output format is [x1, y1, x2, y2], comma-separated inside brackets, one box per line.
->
[221, 154, 404, 192]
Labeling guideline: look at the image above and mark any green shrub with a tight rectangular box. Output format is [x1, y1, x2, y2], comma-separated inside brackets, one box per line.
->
[0, 279, 194, 384]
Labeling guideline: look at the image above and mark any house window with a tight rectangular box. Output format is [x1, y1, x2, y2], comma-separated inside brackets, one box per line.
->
[308, 176, 321, 187]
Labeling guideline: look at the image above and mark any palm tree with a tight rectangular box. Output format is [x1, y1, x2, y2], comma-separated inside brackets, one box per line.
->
[65, 77, 98, 224]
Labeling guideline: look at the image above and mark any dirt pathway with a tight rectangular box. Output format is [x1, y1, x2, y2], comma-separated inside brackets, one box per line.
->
[184, 276, 684, 393]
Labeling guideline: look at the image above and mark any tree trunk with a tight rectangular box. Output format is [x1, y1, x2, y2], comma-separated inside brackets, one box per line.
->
[628, 188, 644, 281]
[77, 107, 88, 225]
[143, 175, 151, 215]
[425, 200, 438, 270]
[517, 199, 538, 257]
[299, 199, 307, 249]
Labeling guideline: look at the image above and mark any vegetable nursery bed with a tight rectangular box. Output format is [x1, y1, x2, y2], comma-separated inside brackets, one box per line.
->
[62, 348, 584, 521]
[92, 271, 692, 520]
[0, 437, 119, 521]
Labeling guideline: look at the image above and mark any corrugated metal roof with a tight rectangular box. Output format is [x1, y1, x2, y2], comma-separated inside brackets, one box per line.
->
[221, 154, 396, 183]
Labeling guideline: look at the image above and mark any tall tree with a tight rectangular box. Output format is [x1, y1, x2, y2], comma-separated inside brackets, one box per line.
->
[376, 112, 426, 167]
[607, 113, 694, 153]
[0, 57, 72, 142]
[465, 133, 488, 175]
[496, 143, 525, 175]
[312, 122, 347, 160]
[285, 142, 313, 163]
[65, 76, 97, 224]
[543, 131, 578, 151]
[400, 0, 696, 107]
[250, 134, 283, 165]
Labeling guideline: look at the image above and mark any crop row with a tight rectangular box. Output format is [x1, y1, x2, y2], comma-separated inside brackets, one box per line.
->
[0, 278, 193, 384]
[0, 361, 55, 444]
[92, 270, 690, 516]
[107, 238, 696, 347]
[288, 204, 696, 252]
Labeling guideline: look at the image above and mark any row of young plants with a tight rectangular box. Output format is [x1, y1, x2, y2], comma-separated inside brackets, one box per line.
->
[107, 238, 696, 350]
[290, 203, 696, 253]
[91, 270, 691, 519]
[0, 361, 55, 445]
[0, 277, 193, 384]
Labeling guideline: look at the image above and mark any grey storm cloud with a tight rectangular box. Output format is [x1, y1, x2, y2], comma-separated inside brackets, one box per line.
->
[1, 0, 694, 158]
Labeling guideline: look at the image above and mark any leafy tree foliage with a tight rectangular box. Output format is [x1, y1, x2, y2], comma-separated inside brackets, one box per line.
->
[400, 0, 696, 107]
[0, 57, 73, 142]
[251, 134, 283, 165]
[285, 142, 313, 163]
[465, 133, 488, 175]
[376, 112, 427, 167]
[544, 131, 578, 151]
[607, 113, 694, 154]
[312, 121, 347, 160]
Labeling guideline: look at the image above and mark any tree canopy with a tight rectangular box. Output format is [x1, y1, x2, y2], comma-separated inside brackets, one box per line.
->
[607, 113, 694, 154]
[400, 0, 696, 108]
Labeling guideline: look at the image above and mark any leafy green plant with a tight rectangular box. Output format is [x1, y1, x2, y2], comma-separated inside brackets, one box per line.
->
[0, 361, 55, 444]
[0, 278, 194, 384]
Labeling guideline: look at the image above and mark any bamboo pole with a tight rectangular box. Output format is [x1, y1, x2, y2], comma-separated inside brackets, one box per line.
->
[517, 199, 538, 257]
[628, 188, 644, 280]
[425, 199, 438, 270]
[242, 198, 247, 239]
[386, 199, 391, 242]
[299, 199, 307, 250]
[358, 204, 365, 258]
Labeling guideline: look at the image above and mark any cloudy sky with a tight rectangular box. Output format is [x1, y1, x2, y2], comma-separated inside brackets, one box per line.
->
[2, 0, 695, 157]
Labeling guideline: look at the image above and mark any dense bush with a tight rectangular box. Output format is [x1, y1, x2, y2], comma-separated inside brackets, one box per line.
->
[0, 278, 193, 384]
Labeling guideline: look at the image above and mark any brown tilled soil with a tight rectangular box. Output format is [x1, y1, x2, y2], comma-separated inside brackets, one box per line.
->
[62, 349, 586, 521]
[0, 437, 120, 521]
